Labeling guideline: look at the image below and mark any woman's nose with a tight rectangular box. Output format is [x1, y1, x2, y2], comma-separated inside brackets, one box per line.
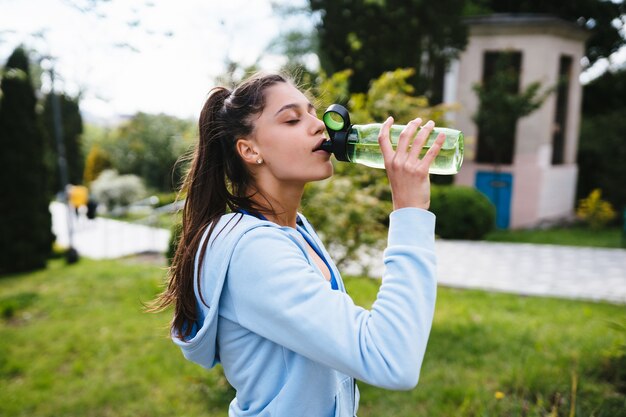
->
[311, 114, 326, 136]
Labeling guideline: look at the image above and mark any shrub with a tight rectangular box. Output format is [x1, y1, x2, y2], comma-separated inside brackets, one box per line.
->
[578, 69, 626, 212]
[154, 191, 179, 208]
[83, 144, 112, 185]
[429, 185, 496, 239]
[301, 175, 391, 270]
[576, 188, 616, 230]
[167, 222, 182, 266]
[90, 169, 147, 212]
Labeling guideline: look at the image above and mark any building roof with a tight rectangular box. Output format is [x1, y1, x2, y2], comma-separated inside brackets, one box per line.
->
[465, 13, 590, 41]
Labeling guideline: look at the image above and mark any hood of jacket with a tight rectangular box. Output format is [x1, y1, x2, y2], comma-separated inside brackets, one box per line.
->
[171, 213, 274, 368]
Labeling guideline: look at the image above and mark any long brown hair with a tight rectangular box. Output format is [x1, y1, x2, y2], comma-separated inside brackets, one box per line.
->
[152, 73, 290, 339]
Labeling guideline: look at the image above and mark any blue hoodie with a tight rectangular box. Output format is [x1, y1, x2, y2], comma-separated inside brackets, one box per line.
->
[172, 207, 437, 417]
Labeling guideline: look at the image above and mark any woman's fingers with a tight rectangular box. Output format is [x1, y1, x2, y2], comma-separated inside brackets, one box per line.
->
[379, 116, 444, 170]
[396, 118, 421, 158]
[420, 132, 446, 167]
[377, 116, 395, 166]
[408, 120, 434, 161]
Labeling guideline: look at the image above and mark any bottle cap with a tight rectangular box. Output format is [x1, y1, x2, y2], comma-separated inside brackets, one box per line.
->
[323, 104, 350, 131]
[321, 104, 351, 161]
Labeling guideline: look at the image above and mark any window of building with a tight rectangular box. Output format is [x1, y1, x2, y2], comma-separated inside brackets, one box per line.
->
[476, 51, 522, 165]
[552, 55, 572, 165]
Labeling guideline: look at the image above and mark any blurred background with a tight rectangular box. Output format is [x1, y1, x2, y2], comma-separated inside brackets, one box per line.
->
[0, 0, 625, 416]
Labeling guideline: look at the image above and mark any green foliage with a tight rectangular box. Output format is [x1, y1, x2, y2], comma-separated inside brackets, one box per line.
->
[167, 221, 182, 266]
[0, 47, 54, 275]
[266, 2, 319, 75]
[41, 93, 84, 191]
[154, 191, 178, 208]
[582, 68, 626, 118]
[472, 54, 551, 164]
[302, 175, 391, 269]
[0, 291, 37, 319]
[577, 69, 626, 213]
[467, 0, 626, 66]
[310, 0, 468, 101]
[349, 68, 450, 124]
[576, 189, 617, 230]
[303, 69, 456, 270]
[429, 185, 496, 239]
[83, 144, 112, 185]
[89, 169, 147, 211]
[100, 113, 195, 192]
[485, 225, 623, 249]
[310, 68, 353, 109]
[600, 320, 626, 394]
[0, 259, 624, 416]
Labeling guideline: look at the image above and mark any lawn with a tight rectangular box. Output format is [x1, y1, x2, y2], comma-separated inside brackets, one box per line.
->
[1, 258, 624, 417]
[485, 225, 624, 249]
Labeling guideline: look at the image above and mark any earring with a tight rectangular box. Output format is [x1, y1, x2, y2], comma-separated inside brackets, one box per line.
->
[256, 158, 263, 165]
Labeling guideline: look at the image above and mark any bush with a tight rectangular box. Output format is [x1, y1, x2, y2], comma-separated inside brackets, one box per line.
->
[167, 222, 182, 266]
[578, 109, 626, 213]
[90, 169, 146, 212]
[301, 175, 391, 270]
[430, 185, 495, 239]
[576, 188, 617, 230]
[154, 191, 179, 208]
[83, 144, 112, 185]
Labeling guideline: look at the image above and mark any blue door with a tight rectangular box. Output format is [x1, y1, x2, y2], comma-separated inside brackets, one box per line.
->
[475, 171, 513, 229]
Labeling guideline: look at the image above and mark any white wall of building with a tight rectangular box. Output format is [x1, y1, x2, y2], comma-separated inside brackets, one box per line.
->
[448, 15, 588, 228]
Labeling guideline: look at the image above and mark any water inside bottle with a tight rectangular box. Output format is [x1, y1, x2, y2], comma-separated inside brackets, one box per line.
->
[348, 124, 464, 175]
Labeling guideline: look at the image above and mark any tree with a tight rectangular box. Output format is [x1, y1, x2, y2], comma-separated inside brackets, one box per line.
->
[0, 47, 54, 274]
[582, 66, 626, 117]
[309, 0, 468, 102]
[83, 143, 112, 185]
[468, 0, 626, 67]
[577, 67, 626, 213]
[472, 54, 551, 165]
[267, 2, 321, 82]
[101, 113, 195, 192]
[41, 93, 84, 191]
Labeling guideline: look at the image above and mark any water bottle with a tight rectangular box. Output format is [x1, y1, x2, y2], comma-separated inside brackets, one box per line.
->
[319, 104, 464, 175]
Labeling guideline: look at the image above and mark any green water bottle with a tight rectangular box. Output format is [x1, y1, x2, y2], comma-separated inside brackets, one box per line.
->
[319, 104, 464, 175]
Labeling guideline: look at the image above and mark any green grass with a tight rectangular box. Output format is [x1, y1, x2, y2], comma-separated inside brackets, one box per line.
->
[101, 210, 180, 230]
[485, 225, 624, 249]
[1, 259, 624, 416]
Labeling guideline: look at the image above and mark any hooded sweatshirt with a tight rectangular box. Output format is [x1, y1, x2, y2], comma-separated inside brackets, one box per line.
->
[172, 207, 437, 417]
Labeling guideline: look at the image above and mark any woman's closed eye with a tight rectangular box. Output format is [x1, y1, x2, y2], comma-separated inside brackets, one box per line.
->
[285, 119, 300, 125]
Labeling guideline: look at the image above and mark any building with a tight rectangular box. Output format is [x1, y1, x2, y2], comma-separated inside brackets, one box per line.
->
[445, 14, 589, 229]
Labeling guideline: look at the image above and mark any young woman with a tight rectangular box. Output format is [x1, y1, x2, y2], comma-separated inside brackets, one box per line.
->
[155, 72, 445, 417]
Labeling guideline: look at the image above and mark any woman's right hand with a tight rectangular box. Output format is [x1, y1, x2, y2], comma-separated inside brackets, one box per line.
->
[378, 117, 446, 211]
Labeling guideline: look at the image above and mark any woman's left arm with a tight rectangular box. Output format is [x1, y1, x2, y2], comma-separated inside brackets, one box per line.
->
[223, 208, 436, 390]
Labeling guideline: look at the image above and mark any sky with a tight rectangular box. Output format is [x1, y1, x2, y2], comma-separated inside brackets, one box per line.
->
[1, 0, 624, 123]
[0, 0, 312, 122]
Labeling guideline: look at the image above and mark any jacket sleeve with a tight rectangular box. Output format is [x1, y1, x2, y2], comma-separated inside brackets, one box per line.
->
[224, 207, 437, 390]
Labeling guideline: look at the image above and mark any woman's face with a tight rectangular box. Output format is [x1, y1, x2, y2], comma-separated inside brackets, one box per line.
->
[247, 82, 333, 186]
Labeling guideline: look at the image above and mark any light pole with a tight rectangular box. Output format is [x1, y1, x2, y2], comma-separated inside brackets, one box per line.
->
[41, 57, 78, 263]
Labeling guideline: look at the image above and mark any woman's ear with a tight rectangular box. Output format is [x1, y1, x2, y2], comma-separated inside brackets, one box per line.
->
[235, 138, 262, 166]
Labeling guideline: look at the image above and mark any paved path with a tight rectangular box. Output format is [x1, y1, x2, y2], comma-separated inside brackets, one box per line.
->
[436, 240, 626, 304]
[51, 202, 626, 304]
[51, 202, 170, 259]
[346, 241, 626, 305]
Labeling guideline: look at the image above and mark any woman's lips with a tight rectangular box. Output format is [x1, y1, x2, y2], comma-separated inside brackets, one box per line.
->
[313, 139, 331, 153]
